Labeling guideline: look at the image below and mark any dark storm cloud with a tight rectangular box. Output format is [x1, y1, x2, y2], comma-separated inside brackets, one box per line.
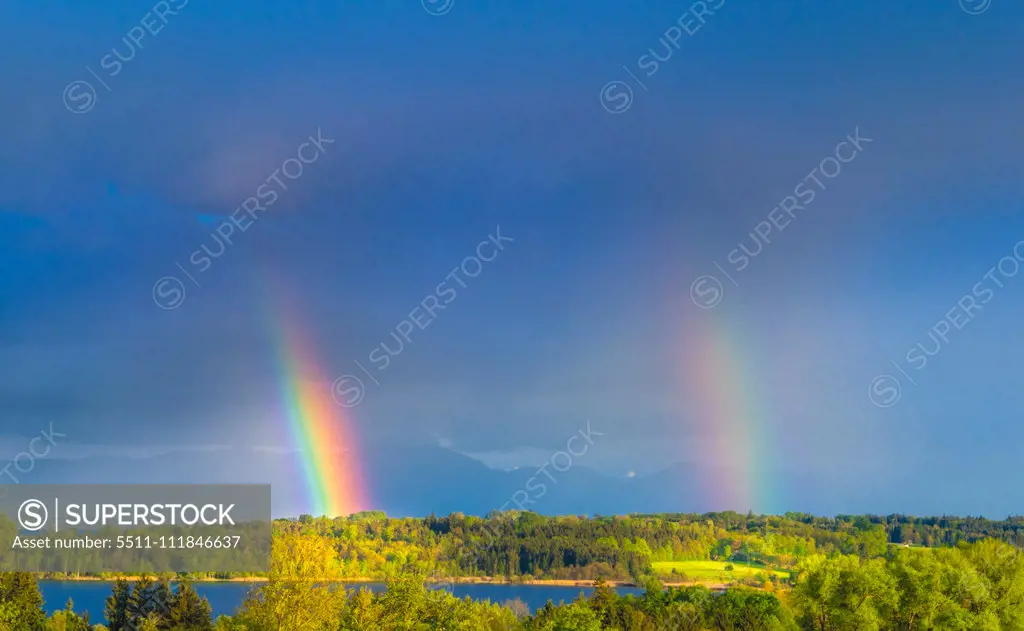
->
[1, 0, 1024, 515]
[3, 64, 1023, 450]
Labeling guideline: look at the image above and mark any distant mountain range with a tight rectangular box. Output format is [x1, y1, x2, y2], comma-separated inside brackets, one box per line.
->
[7, 437, 816, 518]
[7, 436, 989, 518]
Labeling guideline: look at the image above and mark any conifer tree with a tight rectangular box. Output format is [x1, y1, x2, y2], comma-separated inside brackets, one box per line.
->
[168, 579, 213, 630]
[0, 572, 45, 630]
[104, 578, 131, 631]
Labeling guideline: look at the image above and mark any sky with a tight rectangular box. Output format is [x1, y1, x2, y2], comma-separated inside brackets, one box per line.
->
[2, 0, 1024, 518]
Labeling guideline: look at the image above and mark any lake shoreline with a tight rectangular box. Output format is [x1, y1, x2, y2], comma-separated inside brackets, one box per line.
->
[36, 575, 727, 589]
[37, 580, 653, 624]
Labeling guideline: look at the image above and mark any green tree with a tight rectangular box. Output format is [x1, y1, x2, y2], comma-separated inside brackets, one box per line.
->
[529, 600, 601, 631]
[0, 572, 46, 631]
[791, 554, 896, 631]
[46, 598, 92, 631]
[104, 579, 130, 631]
[126, 576, 171, 627]
[233, 531, 348, 630]
[167, 580, 213, 630]
[587, 579, 617, 625]
[858, 526, 889, 559]
[887, 548, 955, 629]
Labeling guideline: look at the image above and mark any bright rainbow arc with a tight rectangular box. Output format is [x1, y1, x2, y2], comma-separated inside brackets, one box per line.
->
[275, 312, 368, 517]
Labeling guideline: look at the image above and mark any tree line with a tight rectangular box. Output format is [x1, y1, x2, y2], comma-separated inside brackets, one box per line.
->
[23, 511, 1024, 584]
[4, 510, 1024, 629]
[2, 535, 1024, 629]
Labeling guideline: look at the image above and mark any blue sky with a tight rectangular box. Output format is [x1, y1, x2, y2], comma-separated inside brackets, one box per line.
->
[2, 0, 1024, 517]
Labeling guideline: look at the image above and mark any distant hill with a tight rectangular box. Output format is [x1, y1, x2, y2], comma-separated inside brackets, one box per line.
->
[10, 436, 993, 518]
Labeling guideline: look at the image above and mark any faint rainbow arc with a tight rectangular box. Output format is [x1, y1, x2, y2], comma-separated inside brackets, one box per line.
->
[684, 317, 771, 513]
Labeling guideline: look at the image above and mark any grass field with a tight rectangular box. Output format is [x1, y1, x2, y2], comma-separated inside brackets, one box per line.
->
[651, 560, 790, 583]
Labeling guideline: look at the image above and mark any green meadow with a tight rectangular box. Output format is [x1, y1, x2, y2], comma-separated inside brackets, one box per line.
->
[652, 560, 790, 583]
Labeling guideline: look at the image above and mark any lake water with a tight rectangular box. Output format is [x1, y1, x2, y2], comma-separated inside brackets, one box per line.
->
[39, 581, 646, 624]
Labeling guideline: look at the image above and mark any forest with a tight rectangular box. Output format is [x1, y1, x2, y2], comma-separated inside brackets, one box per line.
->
[23, 510, 1024, 584]
[2, 511, 1024, 629]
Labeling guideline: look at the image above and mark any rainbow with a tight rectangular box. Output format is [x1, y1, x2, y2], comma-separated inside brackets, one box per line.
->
[273, 309, 368, 517]
[682, 315, 771, 514]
